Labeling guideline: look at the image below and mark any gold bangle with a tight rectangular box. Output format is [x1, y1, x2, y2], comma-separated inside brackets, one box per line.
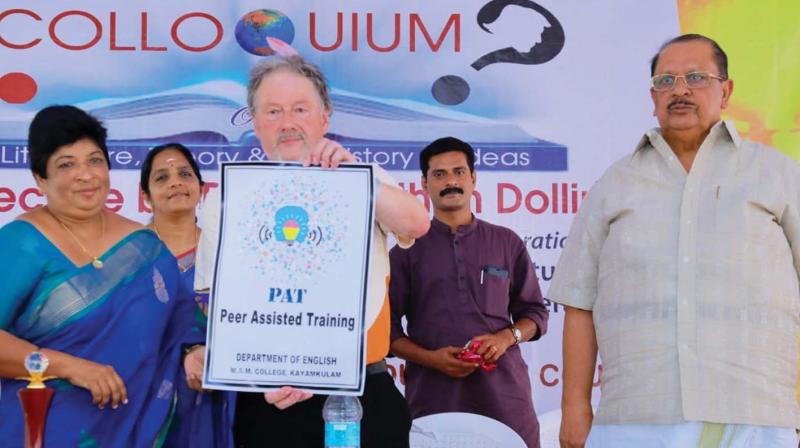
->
[184, 344, 202, 355]
[182, 344, 203, 362]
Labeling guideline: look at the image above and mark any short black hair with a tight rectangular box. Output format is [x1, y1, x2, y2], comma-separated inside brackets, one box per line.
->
[28, 105, 109, 179]
[420, 136, 476, 177]
[650, 33, 728, 79]
[140, 142, 204, 196]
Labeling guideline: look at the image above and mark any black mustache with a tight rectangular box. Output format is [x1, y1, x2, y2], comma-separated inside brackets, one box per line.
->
[668, 98, 695, 109]
[440, 187, 464, 197]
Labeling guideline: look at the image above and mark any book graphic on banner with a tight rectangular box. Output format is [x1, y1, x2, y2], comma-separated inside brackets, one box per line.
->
[0, 83, 566, 172]
[203, 161, 374, 394]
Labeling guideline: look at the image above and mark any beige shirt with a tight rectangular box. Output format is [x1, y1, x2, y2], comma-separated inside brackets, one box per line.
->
[549, 120, 800, 427]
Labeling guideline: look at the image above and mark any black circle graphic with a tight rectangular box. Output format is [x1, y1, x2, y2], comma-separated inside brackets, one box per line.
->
[431, 75, 471, 105]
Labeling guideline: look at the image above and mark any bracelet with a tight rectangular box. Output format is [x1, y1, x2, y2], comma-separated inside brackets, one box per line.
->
[182, 344, 203, 361]
[508, 325, 522, 345]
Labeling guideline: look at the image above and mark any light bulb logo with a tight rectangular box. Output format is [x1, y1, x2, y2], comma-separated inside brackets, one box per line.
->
[274, 205, 309, 245]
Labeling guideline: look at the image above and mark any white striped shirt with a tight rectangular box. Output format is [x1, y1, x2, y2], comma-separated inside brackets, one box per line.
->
[550, 120, 800, 427]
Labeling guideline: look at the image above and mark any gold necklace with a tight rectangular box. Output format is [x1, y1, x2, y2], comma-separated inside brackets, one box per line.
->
[48, 208, 105, 269]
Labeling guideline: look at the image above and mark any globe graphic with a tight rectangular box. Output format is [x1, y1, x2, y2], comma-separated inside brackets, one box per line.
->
[235, 9, 295, 56]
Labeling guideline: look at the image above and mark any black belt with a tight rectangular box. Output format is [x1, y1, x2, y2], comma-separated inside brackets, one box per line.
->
[366, 360, 387, 375]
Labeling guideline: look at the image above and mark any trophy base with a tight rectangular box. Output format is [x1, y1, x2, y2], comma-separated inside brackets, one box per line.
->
[17, 388, 55, 448]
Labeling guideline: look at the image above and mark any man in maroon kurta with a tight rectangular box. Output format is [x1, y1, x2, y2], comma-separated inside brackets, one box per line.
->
[389, 137, 549, 448]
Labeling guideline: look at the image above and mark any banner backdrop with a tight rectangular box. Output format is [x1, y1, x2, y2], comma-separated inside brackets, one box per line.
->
[1, 0, 797, 442]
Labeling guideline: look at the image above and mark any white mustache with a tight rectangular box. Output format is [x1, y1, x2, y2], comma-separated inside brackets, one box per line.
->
[278, 132, 305, 143]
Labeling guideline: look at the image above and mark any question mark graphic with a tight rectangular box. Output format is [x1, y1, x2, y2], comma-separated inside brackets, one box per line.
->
[471, 0, 565, 70]
[431, 0, 565, 105]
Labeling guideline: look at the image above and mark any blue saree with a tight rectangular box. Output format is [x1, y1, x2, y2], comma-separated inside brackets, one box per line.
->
[165, 248, 235, 448]
[0, 220, 203, 447]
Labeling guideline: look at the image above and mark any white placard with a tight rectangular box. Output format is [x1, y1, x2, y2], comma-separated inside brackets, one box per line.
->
[203, 161, 374, 395]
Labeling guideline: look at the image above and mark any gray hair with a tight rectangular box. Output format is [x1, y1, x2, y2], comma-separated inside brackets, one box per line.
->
[246, 56, 332, 116]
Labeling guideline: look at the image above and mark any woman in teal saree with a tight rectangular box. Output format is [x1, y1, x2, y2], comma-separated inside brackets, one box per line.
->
[0, 106, 203, 447]
[140, 142, 235, 447]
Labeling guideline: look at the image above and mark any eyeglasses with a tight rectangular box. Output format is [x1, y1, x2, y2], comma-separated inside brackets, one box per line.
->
[650, 72, 726, 91]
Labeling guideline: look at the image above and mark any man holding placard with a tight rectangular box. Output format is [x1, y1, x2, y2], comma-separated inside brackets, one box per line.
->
[195, 55, 430, 447]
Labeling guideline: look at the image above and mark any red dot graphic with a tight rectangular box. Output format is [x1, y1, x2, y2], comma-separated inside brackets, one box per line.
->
[0, 72, 38, 104]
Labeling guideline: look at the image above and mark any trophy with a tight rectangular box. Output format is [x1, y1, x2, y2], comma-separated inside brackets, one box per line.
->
[17, 352, 55, 448]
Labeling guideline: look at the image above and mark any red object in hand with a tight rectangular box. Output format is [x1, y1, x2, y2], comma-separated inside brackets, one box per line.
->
[456, 340, 498, 372]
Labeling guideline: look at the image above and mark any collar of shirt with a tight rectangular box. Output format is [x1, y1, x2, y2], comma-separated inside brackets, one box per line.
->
[430, 215, 479, 236]
[633, 119, 743, 156]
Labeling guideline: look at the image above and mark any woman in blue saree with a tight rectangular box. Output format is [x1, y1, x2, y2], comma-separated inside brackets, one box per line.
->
[140, 142, 234, 447]
[0, 106, 204, 447]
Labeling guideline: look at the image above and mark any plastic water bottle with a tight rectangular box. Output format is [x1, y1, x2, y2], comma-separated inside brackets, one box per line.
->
[323, 395, 363, 448]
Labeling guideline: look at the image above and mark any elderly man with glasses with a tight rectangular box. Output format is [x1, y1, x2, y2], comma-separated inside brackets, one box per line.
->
[551, 34, 800, 447]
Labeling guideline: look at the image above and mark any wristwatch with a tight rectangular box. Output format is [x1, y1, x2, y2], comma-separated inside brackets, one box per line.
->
[509, 325, 522, 345]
